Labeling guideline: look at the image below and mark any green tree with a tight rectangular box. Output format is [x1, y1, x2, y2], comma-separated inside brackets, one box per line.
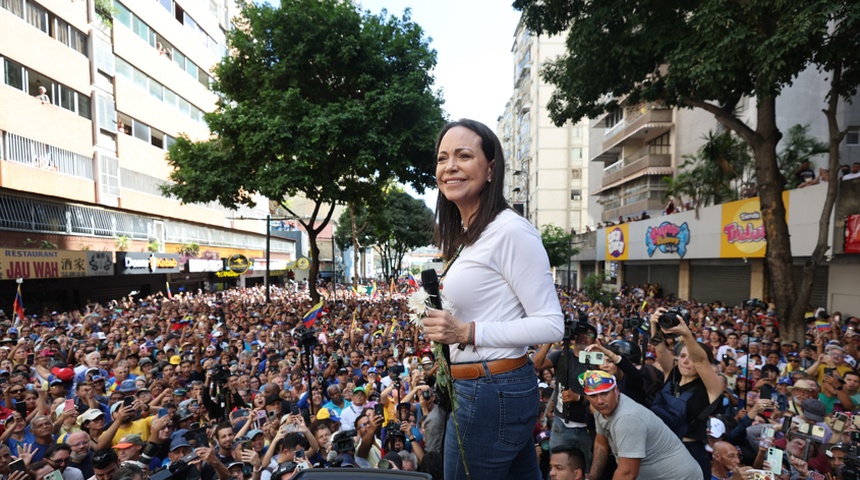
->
[779, 124, 829, 189]
[664, 131, 753, 216]
[540, 224, 575, 269]
[583, 273, 614, 307]
[162, 0, 445, 302]
[514, 0, 834, 337]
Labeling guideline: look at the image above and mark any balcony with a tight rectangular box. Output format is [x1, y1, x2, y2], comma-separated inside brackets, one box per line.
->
[622, 147, 671, 177]
[602, 196, 665, 221]
[600, 104, 673, 154]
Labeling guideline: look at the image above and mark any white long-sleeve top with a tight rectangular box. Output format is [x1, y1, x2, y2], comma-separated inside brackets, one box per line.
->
[442, 209, 564, 363]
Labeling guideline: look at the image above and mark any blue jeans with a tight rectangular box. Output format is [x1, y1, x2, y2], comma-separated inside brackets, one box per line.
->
[549, 416, 593, 472]
[444, 360, 541, 480]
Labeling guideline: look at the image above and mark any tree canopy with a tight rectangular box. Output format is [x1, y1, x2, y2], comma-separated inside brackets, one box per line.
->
[514, 0, 852, 337]
[540, 224, 576, 269]
[162, 0, 446, 302]
[334, 189, 434, 280]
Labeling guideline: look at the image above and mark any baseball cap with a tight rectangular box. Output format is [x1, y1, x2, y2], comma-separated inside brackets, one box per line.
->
[247, 429, 264, 439]
[169, 355, 181, 366]
[777, 377, 792, 385]
[169, 435, 191, 452]
[114, 434, 144, 449]
[708, 417, 726, 438]
[117, 379, 138, 393]
[578, 370, 617, 395]
[352, 386, 367, 395]
[78, 408, 105, 425]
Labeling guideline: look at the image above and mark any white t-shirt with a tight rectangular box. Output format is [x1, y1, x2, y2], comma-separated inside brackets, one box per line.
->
[442, 209, 564, 363]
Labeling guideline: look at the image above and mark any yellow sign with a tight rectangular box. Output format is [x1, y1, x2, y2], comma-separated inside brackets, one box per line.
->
[297, 257, 310, 270]
[1, 249, 88, 280]
[720, 193, 790, 258]
[228, 254, 251, 274]
[605, 224, 629, 261]
[216, 270, 241, 278]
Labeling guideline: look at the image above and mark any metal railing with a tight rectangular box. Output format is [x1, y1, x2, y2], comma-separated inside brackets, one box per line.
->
[3, 131, 94, 180]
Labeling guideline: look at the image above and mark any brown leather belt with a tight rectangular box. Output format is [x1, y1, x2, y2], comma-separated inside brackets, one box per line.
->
[449, 355, 528, 380]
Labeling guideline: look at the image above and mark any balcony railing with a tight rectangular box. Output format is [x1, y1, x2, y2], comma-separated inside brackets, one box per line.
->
[2, 131, 93, 180]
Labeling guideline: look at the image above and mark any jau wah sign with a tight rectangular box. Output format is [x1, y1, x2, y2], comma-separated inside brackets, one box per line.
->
[1, 249, 88, 280]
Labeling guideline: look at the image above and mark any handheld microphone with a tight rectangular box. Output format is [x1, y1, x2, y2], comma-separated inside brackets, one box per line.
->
[420, 269, 442, 310]
[421, 269, 465, 350]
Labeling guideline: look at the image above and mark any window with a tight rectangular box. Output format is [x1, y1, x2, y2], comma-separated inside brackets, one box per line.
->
[1, 0, 25, 19]
[178, 98, 190, 116]
[173, 50, 186, 70]
[115, 57, 131, 79]
[571, 169, 582, 180]
[53, 17, 69, 45]
[571, 147, 582, 159]
[571, 189, 582, 201]
[163, 88, 176, 108]
[133, 16, 153, 46]
[114, 1, 131, 28]
[69, 29, 87, 56]
[648, 132, 671, 155]
[149, 80, 163, 101]
[133, 69, 147, 90]
[95, 37, 115, 76]
[25, 1, 47, 33]
[77, 94, 91, 120]
[59, 85, 74, 110]
[150, 129, 164, 149]
[97, 94, 116, 132]
[185, 58, 197, 78]
[847, 127, 859, 146]
[4, 58, 25, 90]
[132, 119, 150, 143]
[158, 0, 171, 14]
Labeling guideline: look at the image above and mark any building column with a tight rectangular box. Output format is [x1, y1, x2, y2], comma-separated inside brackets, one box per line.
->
[575, 261, 584, 289]
[678, 260, 691, 301]
[749, 258, 765, 300]
[615, 262, 625, 290]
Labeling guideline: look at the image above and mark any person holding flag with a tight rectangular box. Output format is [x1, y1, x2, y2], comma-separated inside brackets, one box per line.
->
[12, 283, 25, 323]
[303, 300, 325, 328]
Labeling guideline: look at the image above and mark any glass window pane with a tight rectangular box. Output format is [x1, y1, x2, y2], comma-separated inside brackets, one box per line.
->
[133, 69, 147, 90]
[133, 16, 149, 42]
[59, 86, 74, 111]
[178, 98, 190, 116]
[115, 57, 132, 79]
[77, 94, 91, 120]
[158, 0, 171, 13]
[71, 30, 87, 56]
[114, 1, 131, 28]
[4, 59, 24, 90]
[1, 0, 25, 19]
[163, 88, 177, 108]
[149, 80, 163, 101]
[185, 59, 197, 78]
[54, 18, 70, 45]
[173, 50, 186, 70]
[26, 2, 48, 33]
[133, 120, 149, 142]
[197, 68, 208, 88]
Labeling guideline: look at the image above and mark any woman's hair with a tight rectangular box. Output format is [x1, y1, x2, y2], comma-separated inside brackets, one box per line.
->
[434, 119, 510, 260]
[674, 341, 716, 365]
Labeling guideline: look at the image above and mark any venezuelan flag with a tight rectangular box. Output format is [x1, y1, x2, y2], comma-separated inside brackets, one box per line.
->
[816, 320, 831, 332]
[12, 286, 24, 322]
[407, 273, 418, 288]
[166, 282, 173, 299]
[303, 300, 325, 328]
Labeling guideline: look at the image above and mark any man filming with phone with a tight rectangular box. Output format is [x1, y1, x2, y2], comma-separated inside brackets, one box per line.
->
[534, 316, 598, 470]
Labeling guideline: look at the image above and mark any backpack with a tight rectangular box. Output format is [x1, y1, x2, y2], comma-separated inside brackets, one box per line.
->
[650, 380, 696, 439]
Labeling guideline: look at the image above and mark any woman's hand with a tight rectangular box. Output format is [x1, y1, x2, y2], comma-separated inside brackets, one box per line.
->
[422, 308, 470, 346]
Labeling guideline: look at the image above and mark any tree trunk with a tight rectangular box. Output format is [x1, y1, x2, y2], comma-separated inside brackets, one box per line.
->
[307, 229, 321, 304]
[754, 96, 798, 336]
[350, 203, 360, 287]
[793, 63, 846, 342]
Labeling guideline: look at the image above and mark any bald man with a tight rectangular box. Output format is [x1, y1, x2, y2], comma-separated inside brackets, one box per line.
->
[711, 441, 750, 480]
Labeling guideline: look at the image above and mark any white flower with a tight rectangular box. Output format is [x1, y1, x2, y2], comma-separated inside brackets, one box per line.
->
[407, 290, 430, 318]
[409, 313, 424, 328]
[441, 299, 455, 315]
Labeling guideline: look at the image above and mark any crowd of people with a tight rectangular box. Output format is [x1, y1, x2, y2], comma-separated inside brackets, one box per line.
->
[0, 279, 856, 480]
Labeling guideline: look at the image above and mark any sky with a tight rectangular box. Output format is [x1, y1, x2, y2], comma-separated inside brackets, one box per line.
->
[356, 0, 523, 207]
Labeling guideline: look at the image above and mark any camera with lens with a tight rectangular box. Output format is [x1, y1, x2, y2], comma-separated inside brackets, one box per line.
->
[421, 389, 433, 401]
[657, 307, 691, 330]
[293, 326, 318, 349]
[150, 451, 198, 480]
[743, 299, 767, 309]
[623, 316, 648, 332]
[331, 429, 357, 453]
[385, 421, 404, 438]
[564, 311, 592, 341]
[210, 364, 230, 384]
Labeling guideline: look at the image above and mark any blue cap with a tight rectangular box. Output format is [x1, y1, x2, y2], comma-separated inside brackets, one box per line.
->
[144, 341, 157, 350]
[170, 435, 191, 451]
[118, 379, 138, 393]
[778, 377, 792, 385]
[247, 429, 264, 438]
[7, 328, 17, 335]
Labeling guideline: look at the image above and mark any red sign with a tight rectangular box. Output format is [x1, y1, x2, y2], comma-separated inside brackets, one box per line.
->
[846, 214, 860, 254]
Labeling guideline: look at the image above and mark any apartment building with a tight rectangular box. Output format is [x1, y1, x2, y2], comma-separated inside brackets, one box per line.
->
[499, 19, 591, 235]
[0, 0, 296, 306]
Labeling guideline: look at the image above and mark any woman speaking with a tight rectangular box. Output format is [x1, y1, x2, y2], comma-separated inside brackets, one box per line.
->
[422, 119, 564, 479]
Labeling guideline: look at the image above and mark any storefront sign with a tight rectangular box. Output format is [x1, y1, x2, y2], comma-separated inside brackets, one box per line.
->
[645, 221, 690, 258]
[720, 193, 790, 258]
[297, 257, 310, 270]
[116, 252, 181, 275]
[86, 252, 114, 277]
[1, 249, 88, 280]
[605, 224, 629, 260]
[187, 259, 223, 273]
[216, 270, 241, 278]
[228, 254, 250, 274]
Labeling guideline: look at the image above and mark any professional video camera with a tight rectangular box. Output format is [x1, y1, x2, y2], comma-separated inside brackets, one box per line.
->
[149, 451, 198, 480]
[331, 429, 357, 454]
[839, 432, 860, 480]
[209, 364, 230, 385]
[293, 325, 318, 349]
[743, 299, 767, 310]
[657, 306, 691, 330]
[563, 311, 593, 341]
[623, 316, 648, 332]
